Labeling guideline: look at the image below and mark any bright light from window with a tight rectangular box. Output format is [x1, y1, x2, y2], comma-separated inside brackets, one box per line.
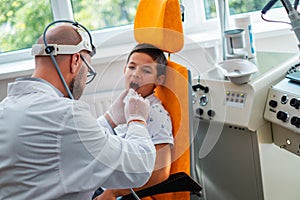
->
[204, 0, 217, 20]
[0, 0, 52, 53]
[203, 0, 283, 20]
[71, 0, 139, 31]
[0, 0, 292, 65]
[228, 0, 282, 15]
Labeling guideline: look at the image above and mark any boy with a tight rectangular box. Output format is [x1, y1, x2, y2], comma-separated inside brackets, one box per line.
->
[94, 43, 173, 199]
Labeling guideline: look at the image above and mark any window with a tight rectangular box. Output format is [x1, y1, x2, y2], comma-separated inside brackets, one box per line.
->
[0, 0, 294, 65]
[0, 0, 53, 53]
[204, 0, 217, 20]
[228, 0, 282, 15]
[203, 0, 283, 20]
[71, 0, 139, 31]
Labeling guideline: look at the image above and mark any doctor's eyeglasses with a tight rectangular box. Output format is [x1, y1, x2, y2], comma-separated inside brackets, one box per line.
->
[80, 54, 97, 84]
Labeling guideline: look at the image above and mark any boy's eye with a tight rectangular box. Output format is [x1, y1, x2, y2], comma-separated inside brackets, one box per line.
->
[141, 65, 153, 74]
[128, 65, 135, 70]
[143, 69, 152, 74]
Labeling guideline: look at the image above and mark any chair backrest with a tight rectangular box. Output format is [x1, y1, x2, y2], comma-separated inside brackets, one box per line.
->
[154, 60, 190, 175]
[134, 0, 183, 53]
[134, 1, 192, 199]
[152, 61, 191, 200]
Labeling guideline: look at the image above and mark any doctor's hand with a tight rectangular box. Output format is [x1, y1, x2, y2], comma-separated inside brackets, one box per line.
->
[106, 89, 128, 127]
[124, 89, 150, 125]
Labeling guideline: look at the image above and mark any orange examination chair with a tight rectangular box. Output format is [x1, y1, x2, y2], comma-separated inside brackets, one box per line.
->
[122, 0, 202, 199]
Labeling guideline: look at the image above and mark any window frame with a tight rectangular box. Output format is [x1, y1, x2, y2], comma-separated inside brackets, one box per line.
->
[0, 0, 295, 65]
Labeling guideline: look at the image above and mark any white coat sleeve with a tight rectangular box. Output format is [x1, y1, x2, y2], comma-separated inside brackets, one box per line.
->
[59, 101, 156, 193]
[97, 115, 115, 135]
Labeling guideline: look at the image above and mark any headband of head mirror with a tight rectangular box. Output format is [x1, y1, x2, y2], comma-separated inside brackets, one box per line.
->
[31, 20, 96, 57]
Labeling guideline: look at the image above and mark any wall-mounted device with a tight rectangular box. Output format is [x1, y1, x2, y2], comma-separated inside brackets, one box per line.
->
[264, 77, 300, 155]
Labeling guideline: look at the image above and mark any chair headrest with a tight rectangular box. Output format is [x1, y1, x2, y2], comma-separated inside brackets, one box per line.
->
[134, 0, 184, 53]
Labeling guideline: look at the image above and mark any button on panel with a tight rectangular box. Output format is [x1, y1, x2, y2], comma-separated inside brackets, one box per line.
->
[207, 109, 215, 117]
[199, 95, 208, 106]
[225, 91, 247, 108]
[269, 100, 278, 108]
[290, 98, 300, 109]
[291, 116, 300, 128]
[281, 94, 289, 104]
[276, 111, 289, 122]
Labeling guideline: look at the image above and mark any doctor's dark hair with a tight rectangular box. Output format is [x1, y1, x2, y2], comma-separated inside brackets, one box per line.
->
[126, 43, 167, 77]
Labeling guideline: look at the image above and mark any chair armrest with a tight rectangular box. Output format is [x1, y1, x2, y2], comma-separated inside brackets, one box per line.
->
[121, 172, 202, 200]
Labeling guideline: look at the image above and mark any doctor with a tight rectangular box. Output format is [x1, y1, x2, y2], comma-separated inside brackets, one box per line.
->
[0, 21, 156, 200]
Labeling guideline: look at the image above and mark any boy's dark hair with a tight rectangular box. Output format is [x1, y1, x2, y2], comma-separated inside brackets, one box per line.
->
[127, 43, 167, 77]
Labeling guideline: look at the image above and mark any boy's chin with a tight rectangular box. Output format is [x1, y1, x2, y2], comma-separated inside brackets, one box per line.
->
[136, 88, 154, 98]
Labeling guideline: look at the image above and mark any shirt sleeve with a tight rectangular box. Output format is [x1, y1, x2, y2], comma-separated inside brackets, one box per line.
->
[59, 100, 156, 193]
[147, 104, 174, 146]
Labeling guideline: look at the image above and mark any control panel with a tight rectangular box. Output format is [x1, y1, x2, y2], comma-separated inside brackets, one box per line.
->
[264, 78, 300, 133]
[193, 86, 250, 121]
[264, 78, 300, 155]
[192, 76, 257, 129]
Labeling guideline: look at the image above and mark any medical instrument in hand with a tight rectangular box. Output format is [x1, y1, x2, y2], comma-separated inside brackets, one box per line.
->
[31, 20, 97, 99]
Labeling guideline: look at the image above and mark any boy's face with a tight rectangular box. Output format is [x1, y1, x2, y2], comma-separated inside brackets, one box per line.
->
[124, 52, 165, 98]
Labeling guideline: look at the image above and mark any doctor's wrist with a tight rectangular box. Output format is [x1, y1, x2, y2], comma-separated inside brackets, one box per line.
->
[104, 113, 117, 128]
[127, 119, 147, 126]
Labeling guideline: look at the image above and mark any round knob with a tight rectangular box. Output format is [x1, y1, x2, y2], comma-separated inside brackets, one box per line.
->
[281, 95, 289, 104]
[196, 108, 204, 116]
[207, 109, 215, 117]
[269, 100, 278, 108]
[291, 116, 300, 128]
[276, 111, 289, 122]
[199, 95, 208, 106]
[290, 98, 300, 109]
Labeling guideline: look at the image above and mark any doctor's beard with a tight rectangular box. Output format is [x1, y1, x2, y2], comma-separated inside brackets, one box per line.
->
[69, 66, 86, 100]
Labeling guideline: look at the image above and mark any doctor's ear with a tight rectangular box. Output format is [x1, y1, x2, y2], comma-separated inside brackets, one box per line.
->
[70, 53, 81, 73]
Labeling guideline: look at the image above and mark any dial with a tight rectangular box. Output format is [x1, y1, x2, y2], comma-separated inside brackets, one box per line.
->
[290, 98, 300, 109]
[276, 111, 289, 122]
[199, 95, 208, 106]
